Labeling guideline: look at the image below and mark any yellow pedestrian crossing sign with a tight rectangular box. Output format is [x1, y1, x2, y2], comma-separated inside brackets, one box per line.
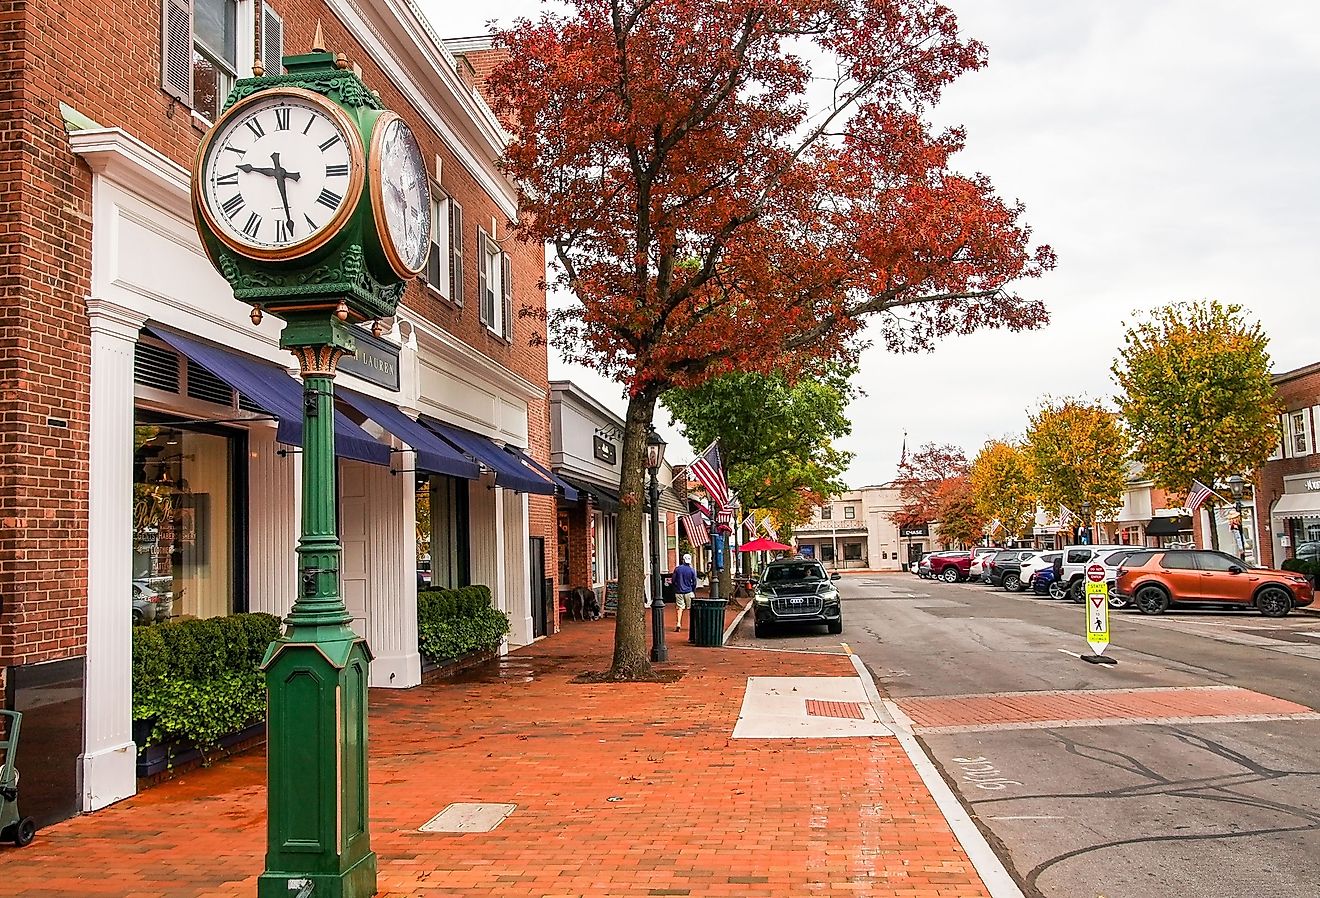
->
[1084, 563, 1109, 654]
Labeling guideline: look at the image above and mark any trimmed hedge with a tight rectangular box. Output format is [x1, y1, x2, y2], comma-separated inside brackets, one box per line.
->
[417, 585, 509, 663]
[1281, 558, 1319, 577]
[132, 612, 281, 752]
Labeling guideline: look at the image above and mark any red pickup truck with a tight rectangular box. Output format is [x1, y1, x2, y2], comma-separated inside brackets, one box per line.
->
[929, 551, 973, 583]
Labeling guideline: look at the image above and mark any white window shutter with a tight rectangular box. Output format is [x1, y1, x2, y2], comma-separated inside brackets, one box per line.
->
[1269, 418, 1284, 461]
[502, 252, 513, 341]
[449, 200, 464, 306]
[1282, 414, 1293, 459]
[161, 0, 193, 103]
[262, 5, 284, 76]
[1307, 407, 1318, 456]
[476, 230, 489, 326]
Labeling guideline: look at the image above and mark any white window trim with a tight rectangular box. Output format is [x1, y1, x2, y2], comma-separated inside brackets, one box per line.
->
[425, 184, 451, 301]
[1293, 409, 1311, 457]
[190, 0, 256, 126]
[480, 229, 504, 339]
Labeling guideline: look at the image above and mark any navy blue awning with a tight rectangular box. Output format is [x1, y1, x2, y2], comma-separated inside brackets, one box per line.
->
[147, 326, 391, 467]
[503, 446, 578, 501]
[337, 389, 479, 480]
[559, 474, 620, 513]
[420, 418, 556, 495]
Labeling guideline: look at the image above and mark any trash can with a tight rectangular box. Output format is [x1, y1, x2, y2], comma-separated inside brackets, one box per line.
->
[661, 572, 676, 603]
[690, 598, 726, 647]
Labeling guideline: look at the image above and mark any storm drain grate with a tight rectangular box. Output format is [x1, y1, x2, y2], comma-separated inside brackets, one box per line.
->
[419, 802, 517, 833]
[805, 699, 865, 720]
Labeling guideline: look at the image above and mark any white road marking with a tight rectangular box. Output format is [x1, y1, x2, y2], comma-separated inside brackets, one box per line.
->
[985, 815, 1064, 821]
[913, 711, 1320, 735]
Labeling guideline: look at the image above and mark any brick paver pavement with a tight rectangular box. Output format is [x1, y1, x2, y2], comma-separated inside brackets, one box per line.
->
[896, 684, 1316, 731]
[0, 605, 991, 898]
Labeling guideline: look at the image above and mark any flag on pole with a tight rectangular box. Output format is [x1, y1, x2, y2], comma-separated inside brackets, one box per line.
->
[762, 515, 779, 541]
[1058, 504, 1075, 529]
[681, 512, 710, 546]
[1186, 479, 1219, 516]
[688, 440, 731, 511]
[741, 513, 756, 538]
[986, 518, 1002, 535]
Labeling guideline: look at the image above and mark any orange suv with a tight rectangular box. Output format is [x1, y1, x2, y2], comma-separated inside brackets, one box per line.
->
[1114, 550, 1314, 617]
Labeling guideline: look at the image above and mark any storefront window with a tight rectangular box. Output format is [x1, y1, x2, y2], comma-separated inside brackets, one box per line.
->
[557, 510, 571, 584]
[415, 474, 469, 591]
[132, 420, 242, 625]
[844, 543, 862, 561]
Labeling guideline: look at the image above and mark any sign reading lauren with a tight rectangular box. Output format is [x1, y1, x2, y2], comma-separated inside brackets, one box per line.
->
[339, 326, 400, 391]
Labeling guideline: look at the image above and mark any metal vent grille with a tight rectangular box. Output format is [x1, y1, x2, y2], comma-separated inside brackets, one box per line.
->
[134, 343, 181, 393]
[237, 393, 264, 414]
[186, 359, 235, 407]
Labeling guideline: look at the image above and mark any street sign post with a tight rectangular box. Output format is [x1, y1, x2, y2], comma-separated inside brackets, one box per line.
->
[1082, 562, 1117, 664]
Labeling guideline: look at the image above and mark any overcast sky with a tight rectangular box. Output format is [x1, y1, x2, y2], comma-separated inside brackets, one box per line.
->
[422, 0, 1320, 485]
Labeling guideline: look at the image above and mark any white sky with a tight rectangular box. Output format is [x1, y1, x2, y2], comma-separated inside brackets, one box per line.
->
[422, 0, 1320, 483]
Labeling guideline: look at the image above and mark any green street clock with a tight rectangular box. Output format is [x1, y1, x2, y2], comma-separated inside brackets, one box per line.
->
[192, 49, 430, 323]
[189, 41, 432, 898]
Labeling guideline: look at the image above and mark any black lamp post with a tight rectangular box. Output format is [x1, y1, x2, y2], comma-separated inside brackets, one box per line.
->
[1080, 500, 1093, 545]
[645, 425, 668, 663]
[1227, 474, 1247, 559]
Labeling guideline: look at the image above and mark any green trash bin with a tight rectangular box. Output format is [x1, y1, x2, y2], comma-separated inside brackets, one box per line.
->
[690, 598, 726, 647]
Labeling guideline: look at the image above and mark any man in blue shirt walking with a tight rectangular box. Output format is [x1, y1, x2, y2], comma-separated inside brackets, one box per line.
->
[673, 553, 698, 632]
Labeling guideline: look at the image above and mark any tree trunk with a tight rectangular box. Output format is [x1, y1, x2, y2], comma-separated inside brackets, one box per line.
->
[1206, 503, 1220, 551]
[607, 390, 659, 680]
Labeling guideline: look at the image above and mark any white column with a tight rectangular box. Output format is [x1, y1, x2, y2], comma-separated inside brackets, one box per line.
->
[503, 491, 533, 646]
[246, 427, 299, 619]
[82, 299, 146, 812]
[493, 486, 509, 652]
[365, 462, 420, 688]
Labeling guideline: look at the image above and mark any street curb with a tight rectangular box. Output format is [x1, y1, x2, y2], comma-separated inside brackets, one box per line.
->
[847, 653, 1027, 898]
[723, 600, 753, 644]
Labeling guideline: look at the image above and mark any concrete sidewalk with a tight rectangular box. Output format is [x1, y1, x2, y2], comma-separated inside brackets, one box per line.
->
[0, 606, 992, 897]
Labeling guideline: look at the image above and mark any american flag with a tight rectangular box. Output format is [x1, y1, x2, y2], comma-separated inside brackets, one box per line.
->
[715, 491, 737, 528]
[762, 514, 778, 541]
[688, 440, 731, 512]
[1058, 504, 1075, 529]
[986, 518, 1002, 535]
[681, 512, 710, 546]
[1186, 479, 1218, 515]
[741, 513, 757, 537]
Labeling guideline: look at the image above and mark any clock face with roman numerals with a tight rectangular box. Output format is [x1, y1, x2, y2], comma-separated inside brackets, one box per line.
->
[196, 88, 365, 260]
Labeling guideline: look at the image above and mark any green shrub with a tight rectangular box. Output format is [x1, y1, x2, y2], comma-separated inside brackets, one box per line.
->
[417, 585, 509, 663]
[1281, 558, 1304, 573]
[132, 612, 281, 753]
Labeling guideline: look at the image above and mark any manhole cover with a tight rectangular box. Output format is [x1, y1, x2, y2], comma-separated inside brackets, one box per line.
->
[805, 699, 865, 719]
[419, 802, 517, 833]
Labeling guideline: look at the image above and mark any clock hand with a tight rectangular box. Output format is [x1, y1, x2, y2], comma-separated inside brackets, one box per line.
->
[236, 163, 279, 177]
[270, 153, 300, 229]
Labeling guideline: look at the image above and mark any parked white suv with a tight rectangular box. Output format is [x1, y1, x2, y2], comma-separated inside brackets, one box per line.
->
[1059, 545, 1129, 602]
[969, 549, 998, 580]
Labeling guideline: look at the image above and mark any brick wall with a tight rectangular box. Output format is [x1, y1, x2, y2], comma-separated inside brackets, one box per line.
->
[1253, 366, 1320, 568]
[0, 1, 553, 665]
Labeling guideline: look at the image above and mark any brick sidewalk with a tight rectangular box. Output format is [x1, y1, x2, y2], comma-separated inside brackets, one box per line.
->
[0, 606, 990, 897]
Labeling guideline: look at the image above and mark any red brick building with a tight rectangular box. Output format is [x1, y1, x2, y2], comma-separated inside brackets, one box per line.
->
[1252, 362, 1320, 569]
[0, 0, 556, 826]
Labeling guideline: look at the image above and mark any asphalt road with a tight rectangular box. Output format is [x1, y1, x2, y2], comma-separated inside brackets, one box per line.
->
[729, 572, 1320, 898]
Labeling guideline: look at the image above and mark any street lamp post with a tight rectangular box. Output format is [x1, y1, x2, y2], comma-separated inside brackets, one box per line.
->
[1227, 474, 1247, 559]
[1080, 500, 1093, 545]
[645, 426, 668, 663]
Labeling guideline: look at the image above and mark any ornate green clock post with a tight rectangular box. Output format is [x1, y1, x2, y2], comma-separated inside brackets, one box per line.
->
[191, 34, 431, 898]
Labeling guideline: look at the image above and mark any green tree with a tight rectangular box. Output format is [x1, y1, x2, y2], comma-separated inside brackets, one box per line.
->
[664, 367, 855, 591]
[1025, 398, 1128, 532]
[969, 440, 1036, 540]
[1112, 300, 1278, 549]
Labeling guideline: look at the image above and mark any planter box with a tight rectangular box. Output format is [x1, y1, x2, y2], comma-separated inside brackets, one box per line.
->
[421, 646, 501, 683]
[135, 720, 266, 780]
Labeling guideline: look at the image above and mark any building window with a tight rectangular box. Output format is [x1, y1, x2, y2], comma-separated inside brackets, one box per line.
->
[821, 506, 832, 520]
[133, 418, 244, 625]
[844, 506, 856, 520]
[479, 229, 502, 337]
[557, 510, 571, 585]
[844, 543, 862, 561]
[193, 0, 239, 121]
[426, 187, 451, 299]
[415, 473, 469, 591]
[1292, 411, 1310, 456]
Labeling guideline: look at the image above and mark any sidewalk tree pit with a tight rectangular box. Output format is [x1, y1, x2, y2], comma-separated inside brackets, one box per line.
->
[191, 34, 428, 898]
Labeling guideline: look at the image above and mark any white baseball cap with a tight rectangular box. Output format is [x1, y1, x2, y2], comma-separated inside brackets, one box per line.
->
[682, 554, 692, 564]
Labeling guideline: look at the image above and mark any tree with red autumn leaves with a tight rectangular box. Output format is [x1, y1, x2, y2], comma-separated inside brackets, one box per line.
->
[488, 1, 1054, 679]
[932, 474, 985, 549]
[891, 442, 969, 531]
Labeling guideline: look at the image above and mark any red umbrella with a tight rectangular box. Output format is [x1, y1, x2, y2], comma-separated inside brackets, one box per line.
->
[739, 537, 793, 552]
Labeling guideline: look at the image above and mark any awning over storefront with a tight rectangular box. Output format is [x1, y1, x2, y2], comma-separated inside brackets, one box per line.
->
[1271, 492, 1320, 520]
[559, 474, 620, 513]
[504, 446, 579, 501]
[421, 418, 556, 495]
[1145, 515, 1192, 536]
[336, 389, 479, 480]
[148, 326, 391, 466]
